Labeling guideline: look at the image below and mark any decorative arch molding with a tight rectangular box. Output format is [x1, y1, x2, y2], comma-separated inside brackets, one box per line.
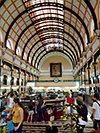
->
[32, 17, 85, 51]
[22, 20, 83, 61]
[25, 31, 81, 64]
[30, 37, 79, 66]
[34, 48, 75, 69]
[13, 6, 91, 57]
[84, 0, 98, 30]
[4, 5, 89, 53]
[33, 43, 77, 67]
[4, 10, 27, 47]
[39, 53, 73, 71]
[37, 50, 74, 69]
[3, 1, 98, 52]
[14, 23, 33, 54]
[21, 33, 37, 59]
[30, 40, 79, 67]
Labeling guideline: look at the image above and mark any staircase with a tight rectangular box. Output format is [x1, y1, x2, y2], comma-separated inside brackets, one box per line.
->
[22, 119, 94, 133]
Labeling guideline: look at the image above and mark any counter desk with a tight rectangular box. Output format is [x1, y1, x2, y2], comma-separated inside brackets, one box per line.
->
[20, 98, 65, 122]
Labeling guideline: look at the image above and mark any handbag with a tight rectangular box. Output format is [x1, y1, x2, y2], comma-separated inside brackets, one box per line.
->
[7, 121, 14, 132]
[90, 101, 100, 119]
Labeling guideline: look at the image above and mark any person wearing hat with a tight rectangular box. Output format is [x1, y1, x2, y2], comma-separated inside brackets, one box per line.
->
[75, 96, 88, 133]
[92, 93, 100, 130]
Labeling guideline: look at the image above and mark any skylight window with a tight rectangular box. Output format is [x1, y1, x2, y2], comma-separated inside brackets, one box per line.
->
[23, 0, 64, 51]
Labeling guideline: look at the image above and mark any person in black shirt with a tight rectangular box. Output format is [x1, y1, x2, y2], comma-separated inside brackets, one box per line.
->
[76, 96, 88, 133]
[37, 94, 45, 122]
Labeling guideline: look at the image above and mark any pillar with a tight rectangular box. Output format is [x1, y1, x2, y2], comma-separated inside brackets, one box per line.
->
[87, 67, 91, 84]
[0, 59, 1, 91]
[34, 75, 37, 87]
[83, 66, 86, 85]
[92, 62, 98, 90]
[24, 71, 26, 92]
[87, 66, 91, 94]
[10, 67, 13, 92]
[29, 73, 31, 81]
[81, 69, 83, 86]
[18, 69, 20, 92]
[32, 74, 34, 81]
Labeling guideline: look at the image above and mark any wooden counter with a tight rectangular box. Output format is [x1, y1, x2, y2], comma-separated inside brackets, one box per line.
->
[21, 98, 64, 122]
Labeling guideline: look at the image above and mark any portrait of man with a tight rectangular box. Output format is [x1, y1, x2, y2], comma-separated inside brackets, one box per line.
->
[50, 63, 62, 77]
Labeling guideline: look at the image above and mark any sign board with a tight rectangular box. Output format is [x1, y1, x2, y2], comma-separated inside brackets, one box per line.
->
[67, 97, 74, 104]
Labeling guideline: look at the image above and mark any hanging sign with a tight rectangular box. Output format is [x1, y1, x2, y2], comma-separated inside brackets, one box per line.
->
[67, 97, 74, 104]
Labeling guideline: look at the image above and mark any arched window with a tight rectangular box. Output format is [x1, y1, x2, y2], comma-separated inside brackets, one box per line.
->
[7, 38, 14, 50]
[29, 57, 31, 63]
[32, 60, 34, 66]
[16, 46, 21, 56]
[16, 78, 19, 85]
[0, 30, 4, 43]
[24, 52, 27, 60]
[3, 75, 7, 85]
[7, 40, 11, 49]
[21, 79, 23, 86]
[11, 77, 14, 85]
[91, 19, 94, 37]
[85, 34, 88, 46]
[3, 64, 8, 70]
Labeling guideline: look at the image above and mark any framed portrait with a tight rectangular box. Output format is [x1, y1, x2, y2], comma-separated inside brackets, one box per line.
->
[50, 63, 62, 77]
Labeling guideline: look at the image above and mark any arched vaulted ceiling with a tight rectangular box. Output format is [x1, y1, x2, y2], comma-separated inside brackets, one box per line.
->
[1, 0, 99, 70]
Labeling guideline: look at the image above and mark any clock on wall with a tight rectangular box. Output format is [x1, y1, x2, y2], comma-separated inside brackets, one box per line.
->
[54, 77, 59, 83]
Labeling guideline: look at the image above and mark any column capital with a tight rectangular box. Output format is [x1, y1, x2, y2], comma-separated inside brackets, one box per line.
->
[95, 29, 100, 39]
[88, 43, 92, 48]
[20, 59, 23, 65]
[83, 51, 86, 56]
[87, 67, 91, 70]
[13, 54, 16, 58]
[80, 57, 83, 63]
[3, 47, 6, 53]
[76, 64, 78, 68]
[24, 72, 26, 76]
[10, 69, 14, 72]
[92, 62, 98, 66]
[0, 65, 3, 68]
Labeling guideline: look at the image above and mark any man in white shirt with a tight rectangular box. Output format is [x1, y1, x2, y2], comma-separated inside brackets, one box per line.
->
[92, 93, 100, 130]
[9, 93, 14, 108]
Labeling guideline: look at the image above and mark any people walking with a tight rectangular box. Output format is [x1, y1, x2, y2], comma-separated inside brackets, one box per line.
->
[83, 89, 86, 101]
[92, 93, 100, 130]
[76, 96, 88, 133]
[26, 99, 34, 123]
[37, 94, 45, 122]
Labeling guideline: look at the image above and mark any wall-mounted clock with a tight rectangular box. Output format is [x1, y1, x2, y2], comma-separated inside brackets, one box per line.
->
[54, 77, 59, 83]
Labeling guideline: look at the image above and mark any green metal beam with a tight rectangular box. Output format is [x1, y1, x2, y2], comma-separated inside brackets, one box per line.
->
[28, 80, 87, 82]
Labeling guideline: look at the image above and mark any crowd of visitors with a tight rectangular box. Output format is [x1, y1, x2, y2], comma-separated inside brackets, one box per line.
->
[0, 88, 100, 132]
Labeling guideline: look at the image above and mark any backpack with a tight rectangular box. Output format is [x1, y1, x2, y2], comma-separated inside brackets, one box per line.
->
[77, 104, 88, 122]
